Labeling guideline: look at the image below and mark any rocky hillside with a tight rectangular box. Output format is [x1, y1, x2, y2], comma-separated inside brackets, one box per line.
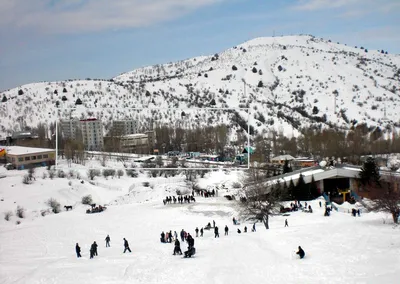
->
[0, 35, 399, 139]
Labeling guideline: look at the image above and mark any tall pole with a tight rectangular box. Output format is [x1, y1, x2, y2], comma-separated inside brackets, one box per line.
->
[55, 118, 58, 169]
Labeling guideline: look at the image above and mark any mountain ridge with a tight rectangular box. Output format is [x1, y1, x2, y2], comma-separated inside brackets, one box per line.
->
[1, 34, 399, 139]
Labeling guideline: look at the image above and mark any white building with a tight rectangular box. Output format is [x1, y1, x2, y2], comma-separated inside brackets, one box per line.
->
[60, 118, 104, 151]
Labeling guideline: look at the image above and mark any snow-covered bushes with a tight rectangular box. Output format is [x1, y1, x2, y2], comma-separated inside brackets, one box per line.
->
[15, 206, 25, 218]
[117, 169, 124, 178]
[87, 169, 101, 180]
[82, 195, 93, 205]
[4, 211, 13, 221]
[46, 198, 61, 214]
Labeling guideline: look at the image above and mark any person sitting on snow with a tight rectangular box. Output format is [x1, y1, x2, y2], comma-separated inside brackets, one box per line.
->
[184, 246, 196, 258]
[296, 246, 305, 259]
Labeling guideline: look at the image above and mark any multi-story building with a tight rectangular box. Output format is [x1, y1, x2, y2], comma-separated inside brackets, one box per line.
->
[79, 118, 104, 151]
[60, 118, 104, 151]
[120, 130, 155, 154]
[111, 120, 138, 136]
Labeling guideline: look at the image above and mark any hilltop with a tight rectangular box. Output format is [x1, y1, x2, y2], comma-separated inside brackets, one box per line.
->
[1, 35, 399, 138]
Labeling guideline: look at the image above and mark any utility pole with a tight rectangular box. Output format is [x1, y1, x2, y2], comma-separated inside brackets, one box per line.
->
[334, 94, 336, 114]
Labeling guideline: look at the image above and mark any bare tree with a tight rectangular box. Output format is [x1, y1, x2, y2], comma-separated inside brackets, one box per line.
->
[239, 168, 284, 229]
[366, 175, 400, 224]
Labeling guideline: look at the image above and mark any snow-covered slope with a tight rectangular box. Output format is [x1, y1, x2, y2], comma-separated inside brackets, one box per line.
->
[1, 166, 400, 284]
[1, 35, 399, 137]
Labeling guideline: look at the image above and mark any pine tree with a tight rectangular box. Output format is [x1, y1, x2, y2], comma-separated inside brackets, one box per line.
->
[18, 89, 24, 95]
[359, 157, 380, 187]
[288, 179, 295, 200]
[283, 159, 292, 174]
[75, 98, 83, 105]
[1, 95, 7, 102]
[295, 174, 307, 200]
[309, 175, 319, 198]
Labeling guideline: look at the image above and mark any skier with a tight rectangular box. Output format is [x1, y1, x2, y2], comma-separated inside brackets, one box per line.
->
[296, 246, 305, 259]
[75, 243, 81, 258]
[173, 239, 182, 255]
[214, 226, 219, 238]
[105, 235, 111, 247]
[224, 225, 229, 236]
[195, 227, 199, 237]
[285, 219, 289, 227]
[200, 227, 204, 237]
[123, 238, 132, 253]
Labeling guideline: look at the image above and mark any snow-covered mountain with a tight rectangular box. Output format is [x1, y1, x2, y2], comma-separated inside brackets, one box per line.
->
[1, 35, 399, 138]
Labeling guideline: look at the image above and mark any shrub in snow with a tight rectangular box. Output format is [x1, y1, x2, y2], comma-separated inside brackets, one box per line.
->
[126, 169, 138, 178]
[16, 220, 21, 225]
[232, 65, 238, 71]
[142, 181, 150, 187]
[81, 195, 93, 205]
[117, 169, 124, 178]
[232, 182, 242, 189]
[87, 169, 101, 180]
[47, 198, 61, 214]
[42, 172, 47, 179]
[68, 170, 75, 178]
[22, 174, 31, 184]
[4, 211, 13, 221]
[57, 170, 66, 178]
[68, 181, 72, 186]
[15, 206, 25, 218]
[48, 169, 56, 179]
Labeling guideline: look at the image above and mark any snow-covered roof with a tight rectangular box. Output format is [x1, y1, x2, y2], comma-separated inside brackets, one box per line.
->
[122, 133, 147, 138]
[271, 154, 295, 161]
[5, 146, 55, 156]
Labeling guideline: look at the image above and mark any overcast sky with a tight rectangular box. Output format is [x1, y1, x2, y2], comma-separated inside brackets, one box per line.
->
[0, 0, 399, 91]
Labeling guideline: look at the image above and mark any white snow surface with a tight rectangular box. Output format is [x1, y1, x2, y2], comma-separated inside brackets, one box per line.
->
[1, 165, 400, 284]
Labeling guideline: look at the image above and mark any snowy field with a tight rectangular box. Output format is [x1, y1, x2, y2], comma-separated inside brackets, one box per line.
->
[1, 166, 400, 284]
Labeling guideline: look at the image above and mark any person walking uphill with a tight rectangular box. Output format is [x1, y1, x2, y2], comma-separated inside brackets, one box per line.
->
[75, 243, 81, 258]
[105, 235, 111, 247]
[285, 219, 289, 227]
[224, 225, 229, 236]
[123, 238, 132, 253]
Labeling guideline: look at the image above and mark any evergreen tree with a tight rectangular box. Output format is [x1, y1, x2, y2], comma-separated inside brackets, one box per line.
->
[18, 89, 24, 95]
[75, 98, 83, 105]
[63, 87, 67, 93]
[309, 175, 319, 198]
[359, 157, 380, 187]
[288, 179, 295, 200]
[1, 95, 7, 102]
[62, 95, 68, 101]
[295, 174, 307, 200]
[283, 159, 292, 174]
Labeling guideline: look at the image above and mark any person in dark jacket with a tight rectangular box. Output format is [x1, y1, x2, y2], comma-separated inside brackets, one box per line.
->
[296, 246, 305, 259]
[184, 246, 196, 258]
[237, 228, 241, 234]
[200, 227, 204, 237]
[173, 239, 182, 255]
[180, 229, 185, 242]
[244, 226, 247, 233]
[195, 227, 199, 237]
[224, 225, 229, 236]
[187, 234, 194, 249]
[93, 241, 98, 256]
[214, 226, 219, 238]
[160, 231, 165, 243]
[105, 235, 111, 247]
[75, 243, 81, 258]
[285, 219, 289, 227]
[123, 238, 132, 253]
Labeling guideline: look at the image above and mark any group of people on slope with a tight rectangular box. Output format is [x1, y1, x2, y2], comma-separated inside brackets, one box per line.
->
[75, 235, 131, 259]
